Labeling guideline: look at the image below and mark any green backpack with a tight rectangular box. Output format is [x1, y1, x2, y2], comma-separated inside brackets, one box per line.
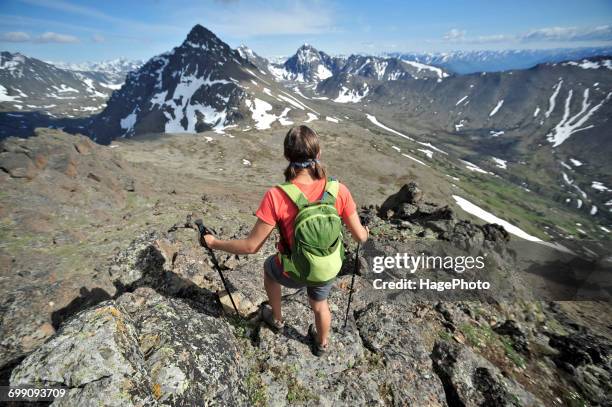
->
[277, 177, 345, 285]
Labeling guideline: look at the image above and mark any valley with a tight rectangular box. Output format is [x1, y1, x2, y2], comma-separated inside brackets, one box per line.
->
[2, 24, 610, 245]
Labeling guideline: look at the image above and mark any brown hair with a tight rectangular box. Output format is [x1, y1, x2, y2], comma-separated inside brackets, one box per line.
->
[283, 125, 326, 181]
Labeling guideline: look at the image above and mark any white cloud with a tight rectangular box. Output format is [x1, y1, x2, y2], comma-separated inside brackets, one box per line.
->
[470, 34, 513, 44]
[37, 31, 79, 43]
[91, 34, 105, 43]
[444, 29, 466, 41]
[0, 31, 31, 42]
[0, 30, 79, 43]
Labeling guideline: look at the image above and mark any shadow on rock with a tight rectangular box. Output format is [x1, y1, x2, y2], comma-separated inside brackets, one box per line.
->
[110, 231, 224, 318]
[51, 287, 112, 329]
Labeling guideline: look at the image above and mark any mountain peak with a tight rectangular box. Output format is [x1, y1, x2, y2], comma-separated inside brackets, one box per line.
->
[185, 24, 218, 45]
[298, 43, 316, 51]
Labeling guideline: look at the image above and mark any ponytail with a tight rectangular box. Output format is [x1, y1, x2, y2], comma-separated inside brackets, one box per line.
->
[283, 126, 326, 182]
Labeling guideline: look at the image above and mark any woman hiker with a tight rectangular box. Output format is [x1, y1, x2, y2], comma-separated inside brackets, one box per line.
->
[202, 125, 368, 356]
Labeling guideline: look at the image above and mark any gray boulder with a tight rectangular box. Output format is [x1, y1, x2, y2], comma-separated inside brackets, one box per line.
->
[379, 182, 423, 218]
[10, 301, 155, 407]
[432, 340, 543, 407]
[117, 288, 248, 406]
[11, 287, 249, 406]
[356, 302, 448, 406]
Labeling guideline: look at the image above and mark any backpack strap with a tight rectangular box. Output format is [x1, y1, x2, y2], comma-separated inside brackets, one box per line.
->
[276, 182, 309, 255]
[277, 182, 310, 210]
[321, 177, 339, 205]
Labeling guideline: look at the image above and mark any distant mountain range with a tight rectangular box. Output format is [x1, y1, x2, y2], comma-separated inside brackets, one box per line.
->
[386, 47, 612, 74]
[257, 44, 448, 85]
[51, 58, 144, 85]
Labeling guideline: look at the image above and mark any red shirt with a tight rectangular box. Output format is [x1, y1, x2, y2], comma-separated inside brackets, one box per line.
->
[256, 178, 357, 252]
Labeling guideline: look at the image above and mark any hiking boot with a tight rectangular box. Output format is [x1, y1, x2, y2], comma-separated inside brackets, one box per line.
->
[308, 324, 329, 357]
[260, 304, 284, 331]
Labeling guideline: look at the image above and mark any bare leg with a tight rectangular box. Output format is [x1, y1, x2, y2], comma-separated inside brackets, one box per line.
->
[308, 298, 331, 347]
[264, 270, 283, 322]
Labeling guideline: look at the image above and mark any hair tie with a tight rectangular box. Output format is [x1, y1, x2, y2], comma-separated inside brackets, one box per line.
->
[290, 159, 319, 168]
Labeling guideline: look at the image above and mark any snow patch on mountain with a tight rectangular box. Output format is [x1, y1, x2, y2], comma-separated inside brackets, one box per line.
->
[316, 64, 333, 80]
[492, 157, 508, 169]
[402, 60, 448, 79]
[546, 88, 612, 147]
[366, 114, 414, 141]
[489, 100, 504, 117]
[562, 171, 588, 199]
[334, 85, 369, 103]
[401, 153, 429, 166]
[592, 181, 610, 192]
[417, 142, 447, 155]
[461, 160, 493, 175]
[0, 84, 20, 102]
[563, 59, 612, 70]
[453, 195, 542, 241]
[268, 64, 295, 82]
[278, 108, 293, 125]
[417, 149, 434, 159]
[545, 79, 563, 118]
[120, 107, 138, 135]
[245, 98, 276, 130]
[304, 112, 318, 123]
[155, 73, 232, 134]
[569, 158, 583, 166]
[292, 87, 309, 99]
[456, 96, 468, 106]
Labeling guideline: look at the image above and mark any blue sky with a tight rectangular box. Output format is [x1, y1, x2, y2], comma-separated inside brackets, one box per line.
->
[1, 0, 611, 62]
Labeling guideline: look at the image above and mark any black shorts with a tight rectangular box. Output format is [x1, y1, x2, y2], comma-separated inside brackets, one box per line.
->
[264, 255, 333, 301]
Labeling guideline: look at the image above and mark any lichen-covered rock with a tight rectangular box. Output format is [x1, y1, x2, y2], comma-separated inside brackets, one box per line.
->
[256, 295, 366, 406]
[431, 340, 543, 407]
[356, 301, 448, 406]
[108, 231, 166, 288]
[548, 331, 612, 406]
[316, 367, 386, 406]
[10, 288, 249, 406]
[239, 273, 373, 406]
[108, 230, 267, 318]
[117, 287, 249, 406]
[10, 302, 155, 407]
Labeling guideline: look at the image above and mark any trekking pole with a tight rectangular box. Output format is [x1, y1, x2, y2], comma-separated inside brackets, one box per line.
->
[343, 241, 361, 329]
[194, 219, 240, 316]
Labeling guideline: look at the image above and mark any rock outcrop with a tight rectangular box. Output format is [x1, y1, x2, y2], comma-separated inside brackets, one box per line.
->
[432, 341, 541, 406]
[11, 288, 248, 406]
